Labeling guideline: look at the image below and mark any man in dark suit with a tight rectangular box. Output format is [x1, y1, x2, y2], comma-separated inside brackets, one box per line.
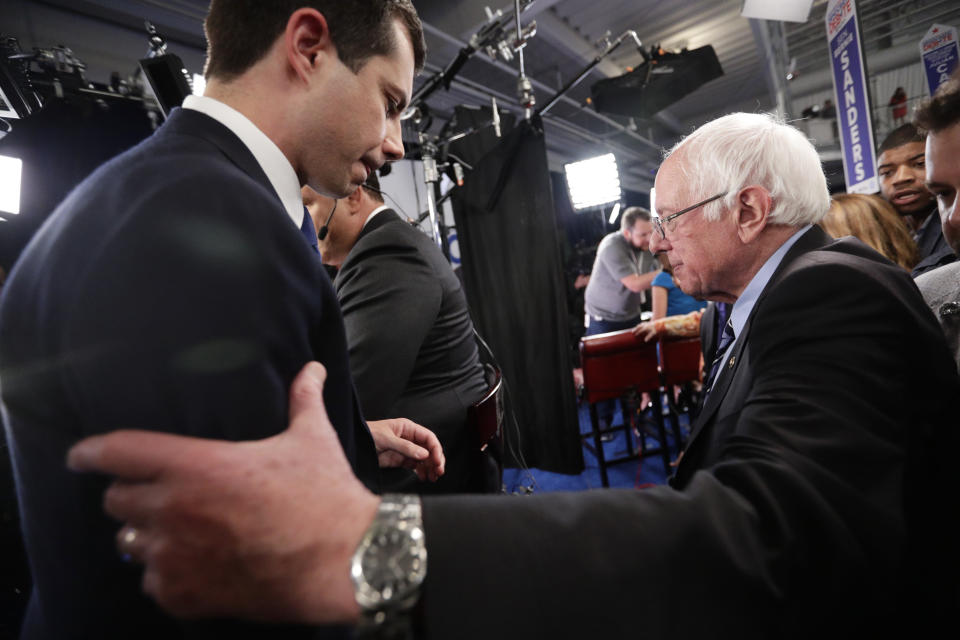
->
[303, 175, 490, 493]
[0, 1, 434, 637]
[68, 113, 960, 638]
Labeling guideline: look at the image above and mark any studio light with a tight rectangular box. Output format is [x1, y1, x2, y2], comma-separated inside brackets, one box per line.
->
[741, 0, 815, 23]
[191, 73, 206, 96]
[565, 153, 621, 211]
[0, 154, 22, 215]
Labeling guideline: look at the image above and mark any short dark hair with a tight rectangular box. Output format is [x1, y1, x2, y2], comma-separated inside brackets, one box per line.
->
[621, 206, 651, 231]
[915, 68, 960, 135]
[878, 123, 925, 155]
[361, 171, 385, 204]
[204, 0, 426, 81]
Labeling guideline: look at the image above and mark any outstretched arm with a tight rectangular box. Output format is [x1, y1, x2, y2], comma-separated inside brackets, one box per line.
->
[367, 417, 445, 481]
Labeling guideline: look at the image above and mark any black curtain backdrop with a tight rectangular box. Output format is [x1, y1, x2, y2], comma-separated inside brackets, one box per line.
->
[449, 109, 583, 474]
[0, 97, 155, 272]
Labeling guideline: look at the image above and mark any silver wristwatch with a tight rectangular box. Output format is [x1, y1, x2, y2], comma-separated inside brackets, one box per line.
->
[351, 494, 427, 637]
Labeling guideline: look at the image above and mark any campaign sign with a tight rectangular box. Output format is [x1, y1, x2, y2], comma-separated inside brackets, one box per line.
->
[825, 0, 878, 194]
[920, 24, 959, 96]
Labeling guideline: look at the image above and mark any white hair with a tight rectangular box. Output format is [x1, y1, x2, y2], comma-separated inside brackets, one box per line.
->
[665, 112, 830, 226]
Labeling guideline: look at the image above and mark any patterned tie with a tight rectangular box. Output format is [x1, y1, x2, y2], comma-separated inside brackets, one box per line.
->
[300, 206, 320, 254]
[702, 317, 735, 401]
[713, 302, 730, 343]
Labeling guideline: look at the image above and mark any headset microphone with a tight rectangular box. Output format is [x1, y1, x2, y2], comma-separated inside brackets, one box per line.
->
[316, 200, 337, 241]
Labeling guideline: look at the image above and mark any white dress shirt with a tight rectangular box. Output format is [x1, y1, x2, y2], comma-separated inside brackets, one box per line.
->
[182, 95, 303, 228]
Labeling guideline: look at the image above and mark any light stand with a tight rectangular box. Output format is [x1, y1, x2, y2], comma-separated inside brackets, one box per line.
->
[403, 1, 536, 249]
[415, 123, 444, 248]
[512, 0, 536, 120]
[536, 30, 646, 118]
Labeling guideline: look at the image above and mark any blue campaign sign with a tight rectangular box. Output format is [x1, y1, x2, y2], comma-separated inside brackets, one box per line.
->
[920, 24, 959, 96]
[825, 0, 878, 194]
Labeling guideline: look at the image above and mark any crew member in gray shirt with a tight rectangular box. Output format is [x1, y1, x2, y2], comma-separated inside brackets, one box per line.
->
[584, 206, 659, 336]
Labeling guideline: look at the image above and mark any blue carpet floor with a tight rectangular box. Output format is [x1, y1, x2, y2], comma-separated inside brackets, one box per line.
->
[502, 397, 691, 494]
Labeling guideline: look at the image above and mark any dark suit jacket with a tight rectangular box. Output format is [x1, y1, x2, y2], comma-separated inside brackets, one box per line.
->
[0, 108, 377, 639]
[420, 226, 960, 638]
[335, 210, 487, 493]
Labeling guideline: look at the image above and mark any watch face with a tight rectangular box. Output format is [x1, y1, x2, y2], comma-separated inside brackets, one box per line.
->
[353, 522, 426, 609]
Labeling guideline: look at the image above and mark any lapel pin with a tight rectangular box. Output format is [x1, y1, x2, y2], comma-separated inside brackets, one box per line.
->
[728, 356, 736, 368]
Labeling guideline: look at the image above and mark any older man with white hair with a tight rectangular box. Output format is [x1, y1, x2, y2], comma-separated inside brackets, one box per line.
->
[68, 113, 959, 639]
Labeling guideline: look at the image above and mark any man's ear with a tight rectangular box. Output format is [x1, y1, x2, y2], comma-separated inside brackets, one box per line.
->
[284, 8, 334, 84]
[344, 185, 366, 215]
[735, 185, 772, 243]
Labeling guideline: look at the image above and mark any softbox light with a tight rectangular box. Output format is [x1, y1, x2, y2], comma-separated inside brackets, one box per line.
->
[590, 45, 723, 119]
[0, 154, 22, 215]
[741, 0, 814, 23]
[564, 153, 621, 211]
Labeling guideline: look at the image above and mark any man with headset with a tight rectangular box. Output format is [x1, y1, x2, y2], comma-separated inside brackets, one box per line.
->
[304, 173, 492, 493]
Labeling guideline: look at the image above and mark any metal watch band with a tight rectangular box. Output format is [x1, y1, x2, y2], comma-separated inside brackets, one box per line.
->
[352, 494, 426, 639]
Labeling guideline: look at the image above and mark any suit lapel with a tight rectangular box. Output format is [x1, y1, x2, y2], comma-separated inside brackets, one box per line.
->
[682, 226, 834, 455]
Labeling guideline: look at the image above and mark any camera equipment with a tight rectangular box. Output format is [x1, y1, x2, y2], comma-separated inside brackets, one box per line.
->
[0, 33, 150, 126]
[590, 45, 724, 120]
[137, 22, 192, 117]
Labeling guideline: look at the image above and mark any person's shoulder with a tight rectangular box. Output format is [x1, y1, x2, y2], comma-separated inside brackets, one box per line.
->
[794, 235, 904, 277]
[343, 216, 428, 272]
[760, 237, 907, 306]
[916, 261, 960, 305]
[652, 271, 673, 287]
[597, 231, 627, 255]
[354, 213, 423, 252]
[75, 126, 266, 213]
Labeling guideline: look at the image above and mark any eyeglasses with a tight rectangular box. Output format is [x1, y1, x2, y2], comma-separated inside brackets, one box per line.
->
[652, 192, 727, 239]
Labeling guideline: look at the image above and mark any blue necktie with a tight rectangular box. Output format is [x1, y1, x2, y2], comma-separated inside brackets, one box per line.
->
[300, 206, 320, 254]
[703, 318, 735, 401]
[713, 302, 730, 340]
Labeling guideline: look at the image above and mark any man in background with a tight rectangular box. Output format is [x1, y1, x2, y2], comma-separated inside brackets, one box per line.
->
[584, 207, 659, 335]
[915, 70, 960, 372]
[304, 174, 492, 493]
[877, 123, 955, 276]
[583, 206, 659, 430]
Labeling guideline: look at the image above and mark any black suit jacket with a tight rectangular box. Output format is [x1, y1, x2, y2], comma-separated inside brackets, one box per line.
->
[0, 108, 377, 638]
[334, 210, 487, 493]
[420, 226, 960, 638]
